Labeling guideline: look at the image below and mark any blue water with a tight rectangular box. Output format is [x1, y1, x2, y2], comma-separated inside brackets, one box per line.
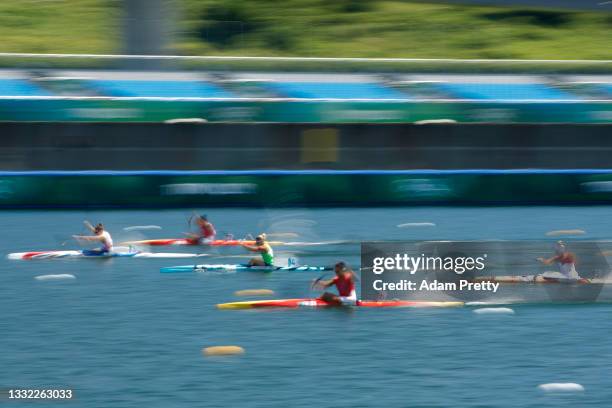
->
[2, 207, 612, 407]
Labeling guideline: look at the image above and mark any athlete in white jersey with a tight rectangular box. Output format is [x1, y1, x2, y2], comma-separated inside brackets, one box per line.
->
[537, 241, 580, 280]
[73, 221, 114, 254]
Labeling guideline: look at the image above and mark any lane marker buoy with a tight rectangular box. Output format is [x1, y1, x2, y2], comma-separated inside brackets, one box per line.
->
[397, 222, 436, 228]
[545, 229, 586, 237]
[473, 307, 514, 315]
[35, 274, 76, 281]
[234, 289, 275, 297]
[538, 383, 584, 392]
[123, 225, 162, 231]
[203, 346, 245, 356]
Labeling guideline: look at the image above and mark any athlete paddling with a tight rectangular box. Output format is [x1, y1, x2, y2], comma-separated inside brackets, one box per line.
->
[313, 261, 357, 305]
[537, 241, 581, 281]
[242, 234, 274, 266]
[188, 213, 216, 244]
[73, 221, 114, 254]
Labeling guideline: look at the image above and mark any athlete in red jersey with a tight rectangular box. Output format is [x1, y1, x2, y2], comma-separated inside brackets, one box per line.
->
[313, 261, 357, 305]
[188, 213, 216, 244]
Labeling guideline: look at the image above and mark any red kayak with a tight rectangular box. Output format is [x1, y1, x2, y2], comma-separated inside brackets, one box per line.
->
[122, 238, 260, 246]
[217, 299, 464, 309]
[121, 238, 344, 247]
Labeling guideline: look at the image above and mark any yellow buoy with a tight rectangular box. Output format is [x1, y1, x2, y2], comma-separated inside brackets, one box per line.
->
[202, 346, 245, 356]
[234, 289, 275, 297]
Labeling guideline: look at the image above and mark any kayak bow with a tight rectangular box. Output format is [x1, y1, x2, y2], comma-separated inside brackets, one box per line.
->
[217, 298, 464, 309]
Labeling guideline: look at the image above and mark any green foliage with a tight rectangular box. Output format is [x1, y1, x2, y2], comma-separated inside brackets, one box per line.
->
[0, 0, 609, 62]
[262, 27, 296, 51]
[0, 0, 119, 53]
[340, 0, 377, 13]
[480, 9, 572, 27]
[198, 2, 260, 47]
[181, 0, 612, 60]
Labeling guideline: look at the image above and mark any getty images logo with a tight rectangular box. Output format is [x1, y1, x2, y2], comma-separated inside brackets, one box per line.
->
[372, 253, 487, 275]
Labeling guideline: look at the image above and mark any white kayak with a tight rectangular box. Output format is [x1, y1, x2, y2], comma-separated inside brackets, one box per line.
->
[161, 263, 333, 273]
[8, 246, 208, 260]
[472, 275, 606, 285]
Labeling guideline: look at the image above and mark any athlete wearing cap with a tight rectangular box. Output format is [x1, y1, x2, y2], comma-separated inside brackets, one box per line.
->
[537, 241, 581, 280]
[73, 221, 114, 254]
[314, 261, 357, 305]
[241, 233, 274, 266]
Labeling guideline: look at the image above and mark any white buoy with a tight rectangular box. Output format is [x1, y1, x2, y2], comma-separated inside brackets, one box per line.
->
[123, 225, 162, 231]
[35, 274, 76, 281]
[466, 301, 511, 306]
[397, 222, 436, 228]
[545, 229, 586, 237]
[164, 118, 207, 124]
[203, 346, 245, 356]
[414, 119, 458, 125]
[473, 307, 514, 315]
[538, 383, 584, 392]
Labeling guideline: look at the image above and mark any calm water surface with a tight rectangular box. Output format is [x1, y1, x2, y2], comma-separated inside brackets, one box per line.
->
[2, 207, 612, 407]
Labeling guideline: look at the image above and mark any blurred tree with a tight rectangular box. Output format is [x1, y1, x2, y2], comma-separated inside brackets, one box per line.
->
[262, 27, 296, 51]
[480, 10, 571, 28]
[198, 2, 260, 47]
[341, 0, 377, 13]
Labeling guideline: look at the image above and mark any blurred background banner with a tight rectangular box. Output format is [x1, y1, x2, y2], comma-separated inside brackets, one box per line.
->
[0, 0, 610, 207]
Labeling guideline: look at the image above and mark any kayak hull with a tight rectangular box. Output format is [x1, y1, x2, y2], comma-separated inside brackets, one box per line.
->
[129, 238, 198, 246]
[160, 264, 332, 273]
[217, 299, 464, 309]
[125, 238, 269, 246]
[8, 250, 208, 260]
[473, 275, 602, 284]
[122, 238, 352, 247]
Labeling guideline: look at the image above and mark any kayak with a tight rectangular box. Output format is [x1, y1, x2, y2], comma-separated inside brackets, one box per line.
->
[217, 298, 464, 309]
[8, 251, 208, 260]
[160, 264, 333, 273]
[124, 238, 255, 246]
[8, 248, 208, 260]
[472, 275, 604, 284]
[122, 238, 351, 247]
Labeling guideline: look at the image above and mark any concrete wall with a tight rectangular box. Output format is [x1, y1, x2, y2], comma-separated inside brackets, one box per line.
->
[1, 122, 610, 170]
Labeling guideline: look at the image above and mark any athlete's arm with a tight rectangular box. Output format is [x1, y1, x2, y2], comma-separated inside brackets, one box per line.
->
[314, 278, 336, 289]
[537, 255, 560, 265]
[73, 235, 103, 242]
[242, 244, 263, 252]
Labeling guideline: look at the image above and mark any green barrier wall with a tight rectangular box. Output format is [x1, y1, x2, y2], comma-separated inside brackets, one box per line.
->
[2, 172, 612, 207]
[0, 99, 609, 123]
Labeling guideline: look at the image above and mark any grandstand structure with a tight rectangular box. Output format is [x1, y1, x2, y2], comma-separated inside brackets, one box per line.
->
[0, 53, 611, 206]
[2, 71, 611, 101]
[0, 53, 609, 123]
